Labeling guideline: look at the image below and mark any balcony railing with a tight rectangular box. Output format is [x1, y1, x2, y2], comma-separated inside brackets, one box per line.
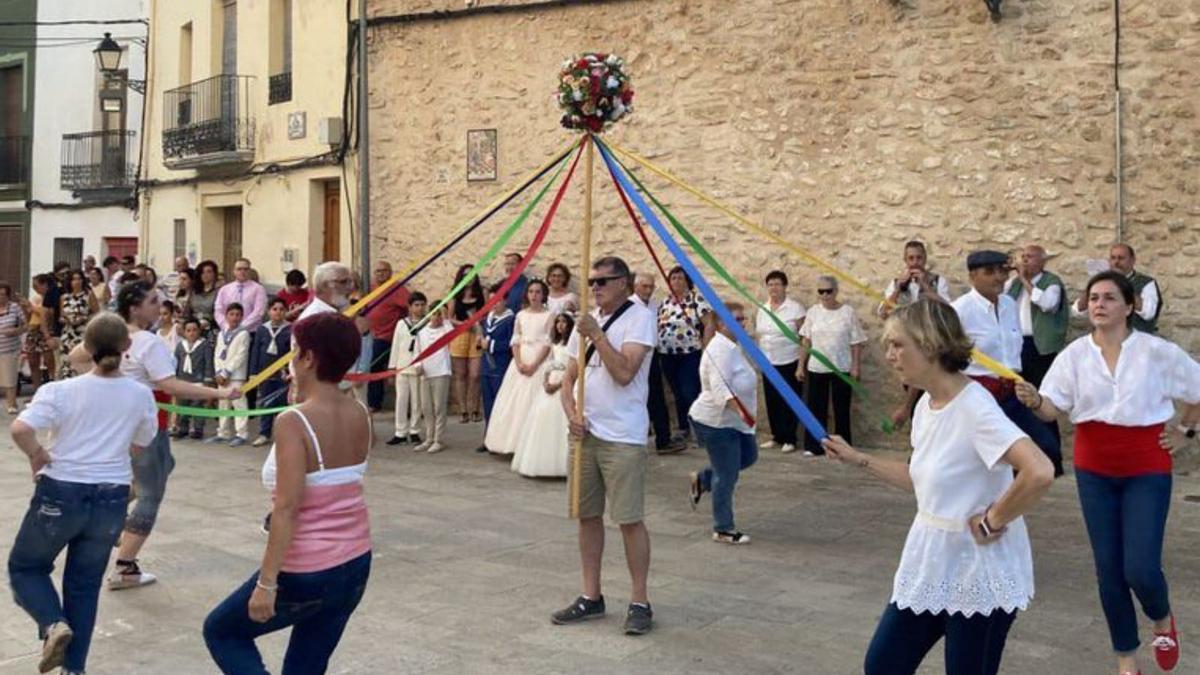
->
[61, 130, 137, 192]
[269, 71, 292, 105]
[0, 135, 30, 185]
[163, 74, 255, 169]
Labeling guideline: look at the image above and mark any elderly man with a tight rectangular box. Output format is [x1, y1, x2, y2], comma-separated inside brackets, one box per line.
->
[301, 261, 354, 319]
[362, 260, 410, 411]
[631, 272, 675, 453]
[162, 256, 191, 299]
[556, 256, 657, 635]
[82, 254, 98, 279]
[214, 258, 268, 332]
[1003, 244, 1068, 387]
[1075, 243, 1162, 334]
[952, 249, 1063, 476]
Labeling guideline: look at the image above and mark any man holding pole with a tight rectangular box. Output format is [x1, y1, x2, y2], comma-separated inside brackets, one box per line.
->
[555, 255, 657, 635]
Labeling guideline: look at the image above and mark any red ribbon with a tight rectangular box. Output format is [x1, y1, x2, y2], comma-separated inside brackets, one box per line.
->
[605, 159, 679, 303]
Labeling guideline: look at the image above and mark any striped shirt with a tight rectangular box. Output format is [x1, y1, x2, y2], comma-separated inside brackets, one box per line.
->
[0, 302, 26, 354]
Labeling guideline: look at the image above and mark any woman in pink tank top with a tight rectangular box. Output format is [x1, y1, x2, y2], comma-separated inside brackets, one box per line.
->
[203, 313, 373, 675]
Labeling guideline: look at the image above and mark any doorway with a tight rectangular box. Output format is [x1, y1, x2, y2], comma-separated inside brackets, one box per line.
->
[323, 180, 340, 262]
[222, 206, 243, 274]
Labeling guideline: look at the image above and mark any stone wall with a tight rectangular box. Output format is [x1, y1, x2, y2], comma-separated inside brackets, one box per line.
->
[365, 0, 1200, 446]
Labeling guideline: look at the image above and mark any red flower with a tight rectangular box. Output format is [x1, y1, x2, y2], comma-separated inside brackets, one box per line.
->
[621, 90, 634, 104]
[585, 116, 604, 132]
[576, 59, 589, 69]
[590, 75, 601, 97]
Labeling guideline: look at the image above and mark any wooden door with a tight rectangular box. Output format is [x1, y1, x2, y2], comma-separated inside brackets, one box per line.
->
[0, 224, 23, 290]
[323, 181, 339, 262]
[223, 207, 243, 274]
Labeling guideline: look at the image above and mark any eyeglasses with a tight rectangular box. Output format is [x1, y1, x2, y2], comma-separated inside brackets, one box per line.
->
[817, 288, 835, 295]
[731, 315, 747, 323]
[588, 275, 624, 287]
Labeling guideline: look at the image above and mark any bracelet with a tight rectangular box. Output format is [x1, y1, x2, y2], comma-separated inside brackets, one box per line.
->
[255, 579, 278, 592]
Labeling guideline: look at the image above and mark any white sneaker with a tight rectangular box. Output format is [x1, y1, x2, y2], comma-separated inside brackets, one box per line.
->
[712, 531, 751, 545]
[759, 440, 777, 449]
[780, 443, 797, 454]
[107, 560, 157, 590]
[413, 441, 432, 453]
[39, 621, 73, 673]
[802, 450, 816, 458]
[426, 442, 446, 454]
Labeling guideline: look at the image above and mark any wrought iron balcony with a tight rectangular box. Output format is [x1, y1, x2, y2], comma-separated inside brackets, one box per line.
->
[163, 74, 255, 170]
[61, 130, 137, 193]
[269, 71, 292, 105]
[0, 135, 30, 185]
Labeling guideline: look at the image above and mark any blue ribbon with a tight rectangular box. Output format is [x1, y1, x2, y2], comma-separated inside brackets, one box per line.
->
[596, 139, 828, 441]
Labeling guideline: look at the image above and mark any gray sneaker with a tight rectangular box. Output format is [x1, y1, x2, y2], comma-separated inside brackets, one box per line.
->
[551, 595, 606, 624]
[39, 621, 73, 673]
[623, 603, 653, 635]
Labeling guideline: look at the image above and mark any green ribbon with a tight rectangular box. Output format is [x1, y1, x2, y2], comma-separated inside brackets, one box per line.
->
[158, 402, 292, 418]
[411, 154, 570, 332]
[617, 157, 895, 434]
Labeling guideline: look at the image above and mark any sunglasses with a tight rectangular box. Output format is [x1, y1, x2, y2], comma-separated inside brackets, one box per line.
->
[587, 275, 624, 287]
[817, 288, 835, 295]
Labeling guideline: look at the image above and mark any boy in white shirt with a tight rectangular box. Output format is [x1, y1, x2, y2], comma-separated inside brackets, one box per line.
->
[414, 303, 454, 453]
[387, 292, 427, 447]
[209, 303, 251, 446]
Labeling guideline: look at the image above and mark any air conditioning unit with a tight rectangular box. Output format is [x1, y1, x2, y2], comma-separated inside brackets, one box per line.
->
[319, 118, 344, 147]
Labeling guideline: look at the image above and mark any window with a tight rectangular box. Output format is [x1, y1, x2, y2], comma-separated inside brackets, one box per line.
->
[52, 238, 84, 271]
[179, 22, 193, 86]
[173, 219, 187, 260]
[268, 0, 293, 104]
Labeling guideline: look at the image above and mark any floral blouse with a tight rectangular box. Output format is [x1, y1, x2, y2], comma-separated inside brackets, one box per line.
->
[656, 291, 711, 355]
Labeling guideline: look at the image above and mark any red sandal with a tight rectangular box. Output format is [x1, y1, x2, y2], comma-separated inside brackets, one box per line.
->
[1151, 614, 1180, 671]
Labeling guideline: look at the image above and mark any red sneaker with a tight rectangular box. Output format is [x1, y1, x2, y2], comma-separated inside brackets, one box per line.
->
[1152, 614, 1180, 671]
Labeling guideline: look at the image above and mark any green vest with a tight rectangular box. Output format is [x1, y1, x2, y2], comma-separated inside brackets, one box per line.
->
[1129, 271, 1162, 334]
[1006, 271, 1068, 354]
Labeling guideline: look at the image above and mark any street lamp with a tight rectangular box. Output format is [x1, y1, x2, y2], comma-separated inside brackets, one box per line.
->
[94, 32, 145, 97]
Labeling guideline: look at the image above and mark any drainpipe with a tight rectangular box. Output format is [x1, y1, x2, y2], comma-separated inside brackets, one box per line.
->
[357, 0, 371, 287]
[1113, 0, 1123, 243]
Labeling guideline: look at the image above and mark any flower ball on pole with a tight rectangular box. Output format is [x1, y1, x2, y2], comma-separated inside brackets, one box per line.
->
[558, 52, 634, 133]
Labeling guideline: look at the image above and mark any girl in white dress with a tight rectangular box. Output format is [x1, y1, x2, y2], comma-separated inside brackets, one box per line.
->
[512, 314, 574, 477]
[545, 263, 578, 316]
[484, 280, 555, 455]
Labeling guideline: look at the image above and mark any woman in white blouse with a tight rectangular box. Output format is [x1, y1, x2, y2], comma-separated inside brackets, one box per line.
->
[687, 302, 758, 545]
[1017, 270, 1199, 675]
[797, 275, 865, 456]
[824, 299, 1055, 675]
[754, 270, 805, 453]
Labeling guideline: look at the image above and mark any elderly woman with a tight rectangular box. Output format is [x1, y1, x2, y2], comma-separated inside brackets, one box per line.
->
[798, 275, 866, 456]
[824, 299, 1055, 675]
[657, 266, 715, 443]
[755, 270, 806, 453]
[203, 313, 373, 674]
[545, 262, 578, 316]
[0, 283, 26, 414]
[1017, 271, 1200, 675]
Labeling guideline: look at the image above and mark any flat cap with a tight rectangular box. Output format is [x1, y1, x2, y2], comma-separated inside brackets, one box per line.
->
[966, 249, 1009, 271]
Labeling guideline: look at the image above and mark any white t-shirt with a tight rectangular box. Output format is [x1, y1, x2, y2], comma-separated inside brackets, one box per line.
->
[1040, 331, 1200, 426]
[567, 301, 657, 445]
[952, 289, 1023, 377]
[18, 373, 158, 484]
[892, 382, 1034, 617]
[298, 295, 337, 320]
[799, 303, 867, 373]
[688, 333, 758, 435]
[416, 323, 454, 378]
[755, 298, 806, 365]
[121, 329, 177, 388]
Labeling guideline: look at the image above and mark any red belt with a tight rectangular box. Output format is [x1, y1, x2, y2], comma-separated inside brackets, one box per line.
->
[970, 375, 1015, 402]
[153, 390, 171, 431]
[1075, 421, 1170, 477]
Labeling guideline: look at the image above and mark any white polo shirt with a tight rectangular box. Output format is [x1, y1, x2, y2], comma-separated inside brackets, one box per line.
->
[952, 288, 1023, 377]
[567, 301, 657, 445]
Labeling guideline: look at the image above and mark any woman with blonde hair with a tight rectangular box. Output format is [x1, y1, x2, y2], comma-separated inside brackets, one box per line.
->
[8, 313, 159, 674]
[824, 299, 1055, 675]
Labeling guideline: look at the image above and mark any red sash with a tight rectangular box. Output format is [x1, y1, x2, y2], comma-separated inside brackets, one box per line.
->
[969, 375, 1016, 402]
[1074, 421, 1169, 477]
[153, 390, 171, 431]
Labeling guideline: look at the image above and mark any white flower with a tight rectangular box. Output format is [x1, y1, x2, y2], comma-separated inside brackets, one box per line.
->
[605, 54, 620, 66]
[606, 76, 619, 90]
[572, 90, 583, 101]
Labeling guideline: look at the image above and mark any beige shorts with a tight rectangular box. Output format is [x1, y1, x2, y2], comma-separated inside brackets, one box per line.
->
[574, 435, 648, 525]
[0, 352, 16, 388]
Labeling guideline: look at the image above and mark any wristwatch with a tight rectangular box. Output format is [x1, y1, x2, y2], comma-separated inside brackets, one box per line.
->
[1178, 424, 1197, 439]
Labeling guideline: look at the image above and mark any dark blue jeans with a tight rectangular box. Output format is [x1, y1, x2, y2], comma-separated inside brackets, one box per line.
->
[256, 378, 288, 438]
[481, 353, 510, 426]
[8, 477, 130, 672]
[204, 551, 372, 675]
[661, 351, 702, 434]
[998, 393, 1063, 476]
[647, 351, 671, 449]
[865, 602, 1016, 675]
[1076, 469, 1172, 653]
[367, 337, 391, 410]
[691, 419, 758, 532]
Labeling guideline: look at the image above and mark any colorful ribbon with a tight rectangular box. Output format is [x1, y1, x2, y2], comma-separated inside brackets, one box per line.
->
[158, 403, 291, 418]
[597, 140, 827, 441]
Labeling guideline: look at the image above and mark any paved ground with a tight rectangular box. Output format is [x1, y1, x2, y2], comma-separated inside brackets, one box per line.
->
[2, 414, 1200, 674]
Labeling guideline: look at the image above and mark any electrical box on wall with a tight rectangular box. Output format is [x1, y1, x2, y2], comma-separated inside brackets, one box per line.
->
[281, 247, 299, 273]
[319, 118, 344, 147]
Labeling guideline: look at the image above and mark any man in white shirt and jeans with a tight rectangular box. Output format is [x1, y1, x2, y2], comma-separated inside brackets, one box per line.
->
[555, 256, 657, 636]
[952, 250, 1063, 476]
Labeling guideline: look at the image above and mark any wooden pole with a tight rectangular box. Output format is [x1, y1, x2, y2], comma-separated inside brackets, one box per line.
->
[569, 135, 594, 518]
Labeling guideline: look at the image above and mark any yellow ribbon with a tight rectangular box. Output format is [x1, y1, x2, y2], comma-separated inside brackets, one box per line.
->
[605, 141, 1022, 382]
[241, 137, 583, 393]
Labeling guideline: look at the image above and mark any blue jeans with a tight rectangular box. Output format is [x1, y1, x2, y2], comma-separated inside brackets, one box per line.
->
[481, 353, 510, 426]
[8, 477, 130, 672]
[661, 351, 702, 434]
[367, 337, 391, 410]
[998, 393, 1063, 476]
[865, 602, 1016, 675]
[204, 551, 372, 674]
[691, 419, 758, 532]
[125, 429, 174, 535]
[1076, 469, 1172, 653]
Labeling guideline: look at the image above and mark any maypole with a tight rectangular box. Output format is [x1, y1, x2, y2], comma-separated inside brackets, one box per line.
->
[569, 136, 594, 517]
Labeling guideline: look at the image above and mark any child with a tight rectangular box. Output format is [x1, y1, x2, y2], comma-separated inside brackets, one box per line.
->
[173, 318, 215, 439]
[277, 269, 312, 322]
[209, 303, 250, 446]
[511, 313, 573, 477]
[248, 297, 291, 447]
[387, 292, 427, 446]
[478, 282, 515, 453]
[156, 300, 179, 351]
[414, 302, 454, 453]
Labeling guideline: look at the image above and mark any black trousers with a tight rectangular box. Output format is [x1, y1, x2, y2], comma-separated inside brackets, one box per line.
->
[646, 352, 671, 449]
[1020, 337, 1060, 444]
[804, 371, 853, 454]
[762, 361, 803, 445]
[367, 337, 391, 410]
